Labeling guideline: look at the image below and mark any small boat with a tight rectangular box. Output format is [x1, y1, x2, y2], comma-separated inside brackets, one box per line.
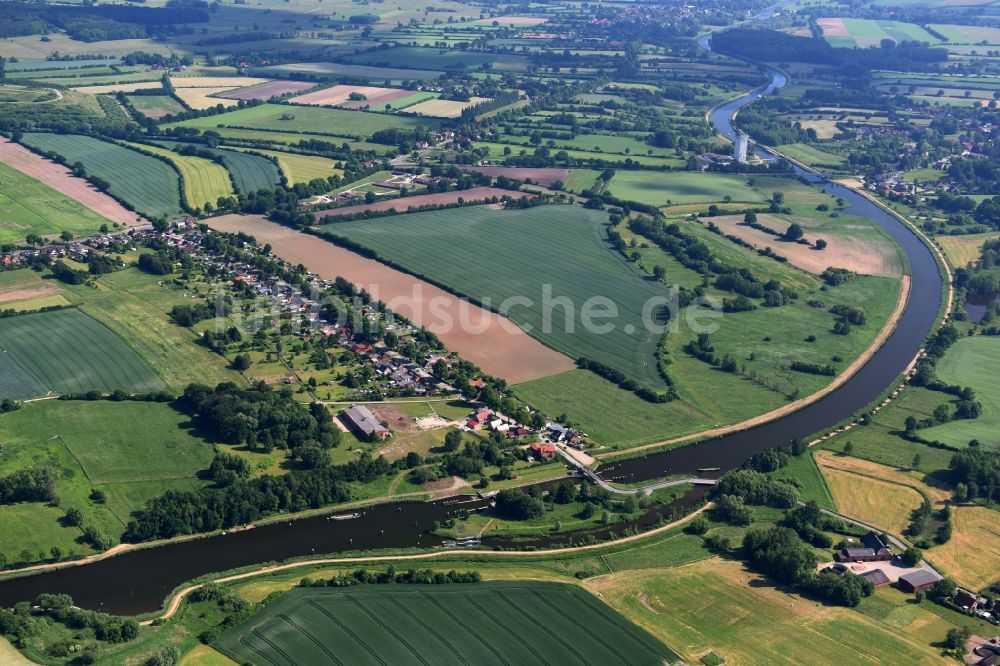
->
[697, 467, 721, 472]
[327, 512, 361, 521]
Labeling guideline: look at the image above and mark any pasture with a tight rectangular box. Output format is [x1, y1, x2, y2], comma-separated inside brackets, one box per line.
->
[19, 133, 183, 218]
[0, 400, 212, 561]
[937, 232, 999, 268]
[126, 95, 186, 120]
[921, 336, 1000, 448]
[0, 308, 165, 398]
[608, 171, 764, 206]
[585, 558, 949, 665]
[0, 162, 112, 242]
[124, 142, 235, 210]
[322, 205, 674, 388]
[215, 583, 678, 666]
[162, 103, 432, 141]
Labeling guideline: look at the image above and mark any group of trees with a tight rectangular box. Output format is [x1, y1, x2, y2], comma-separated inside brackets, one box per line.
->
[301, 566, 482, 588]
[0, 593, 139, 654]
[0, 467, 57, 505]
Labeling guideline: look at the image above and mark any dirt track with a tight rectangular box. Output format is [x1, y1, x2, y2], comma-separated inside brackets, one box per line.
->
[207, 214, 575, 383]
[0, 139, 143, 228]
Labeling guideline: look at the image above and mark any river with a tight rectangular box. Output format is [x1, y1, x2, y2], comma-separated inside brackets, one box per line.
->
[0, 9, 944, 616]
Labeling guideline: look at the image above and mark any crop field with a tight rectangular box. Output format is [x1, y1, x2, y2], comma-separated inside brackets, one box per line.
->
[208, 214, 573, 383]
[215, 583, 678, 666]
[71, 81, 162, 95]
[162, 103, 432, 140]
[124, 142, 234, 210]
[585, 558, 949, 665]
[236, 148, 341, 184]
[172, 87, 241, 110]
[19, 133, 183, 218]
[928, 24, 1000, 45]
[457, 166, 571, 186]
[254, 62, 444, 81]
[817, 17, 941, 48]
[216, 80, 316, 101]
[322, 205, 673, 388]
[314, 187, 529, 220]
[921, 336, 1000, 448]
[819, 462, 924, 536]
[288, 84, 404, 107]
[171, 76, 271, 89]
[126, 95, 186, 120]
[0, 162, 113, 242]
[154, 142, 281, 194]
[608, 171, 763, 206]
[342, 46, 530, 71]
[937, 232, 999, 268]
[0, 309, 165, 398]
[406, 96, 491, 117]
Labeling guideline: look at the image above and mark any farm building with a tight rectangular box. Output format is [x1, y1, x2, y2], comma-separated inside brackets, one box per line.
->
[898, 570, 941, 594]
[835, 546, 892, 563]
[860, 570, 890, 587]
[341, 405, 390, 441]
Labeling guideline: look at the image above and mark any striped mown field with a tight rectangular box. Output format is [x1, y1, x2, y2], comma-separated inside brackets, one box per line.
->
[215, 582, 680, 665]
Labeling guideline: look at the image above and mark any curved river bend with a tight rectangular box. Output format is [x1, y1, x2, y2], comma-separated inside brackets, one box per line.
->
[0, 26, 944, 615]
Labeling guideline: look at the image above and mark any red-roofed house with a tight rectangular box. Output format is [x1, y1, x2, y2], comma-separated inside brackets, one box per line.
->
[529, 443, 558, 460]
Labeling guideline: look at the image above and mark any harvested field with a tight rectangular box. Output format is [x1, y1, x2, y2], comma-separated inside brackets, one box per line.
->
[937, 232, 998, 268]
[406, 96, 491, 118]
[820, 463, 923, 536]
[816, 17, 849, 37]
[170, 76, 270, 89]
[458, 166, 570, 186]
[0, 285, 59, 305]
[70, 81, 161, 94]
[172, 87, 241, 110]
[926, 505, 1000, 591]
[709, 215, 903, 277]
[255, 62, 444, 81]
[289, 84, 399, 107]
[0, 138, 143, 227]
[342, 89, 428, 110]
[314, 187, 531, 221]
[205, 214, 575, 383]
[471, 15, 547, 25]
[215, 80, 315, 101]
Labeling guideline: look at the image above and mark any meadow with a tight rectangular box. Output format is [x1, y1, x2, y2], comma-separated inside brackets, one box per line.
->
[322, 205, 672, 388]
[126, 95, 187, 120]
[775, 142, 847, 167]
[586, 558, 950, 665]
[20, 133, 184, 218]
[215, 582, 678, 666]
[0, 308, 165, 399]
[608, 171, 764, 206]
[341, 46, 529, 71]
[937, 232, 999, 268]
[921, 335, 1000, 448]
[124, 142, 235, 210]
[0, 400, 212, 563]
[162, 103, 432, 141]
[0, 162, 111, 242]
[819, 460, 924, 536]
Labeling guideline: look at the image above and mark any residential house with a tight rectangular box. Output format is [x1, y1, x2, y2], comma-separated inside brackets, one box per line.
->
[529, 443, 558, 460]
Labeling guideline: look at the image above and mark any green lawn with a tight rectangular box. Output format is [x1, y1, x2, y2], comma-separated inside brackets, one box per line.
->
[0, 400, 213, 563]
[323, 205, 674, 388]
[20, 133, 184, 219]
[921, 335, 1000, 449]
[215, 583, 680, 665]
[162, 103, 432, 141]
[608, 171, 764, 206]
[0, 308, 165, 399]
[0, 162, 113, 242]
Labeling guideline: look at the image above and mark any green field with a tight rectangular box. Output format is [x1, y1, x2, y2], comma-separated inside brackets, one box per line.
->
[322, 205, 672, 388]
[342, 46, 529, 71]
[238, 148, 342, 184]
[215, 583, 679, 665]
[608, 171, 764, 206]
[20, 133, 184, 218]
[0, 162, 112, 242]
[126, 94, 185, 120]
[0, 308, 165, 399]
[162, 103, 433, 141]
[0, 400, 212, 562]
[175, 144, 282, 194]
[921, 335, 1000, 449]
[775, 143, 847, 167]
[124, 141, 235, 210]
[255, 62, 444, 81]
[822, 18, 942, 48]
